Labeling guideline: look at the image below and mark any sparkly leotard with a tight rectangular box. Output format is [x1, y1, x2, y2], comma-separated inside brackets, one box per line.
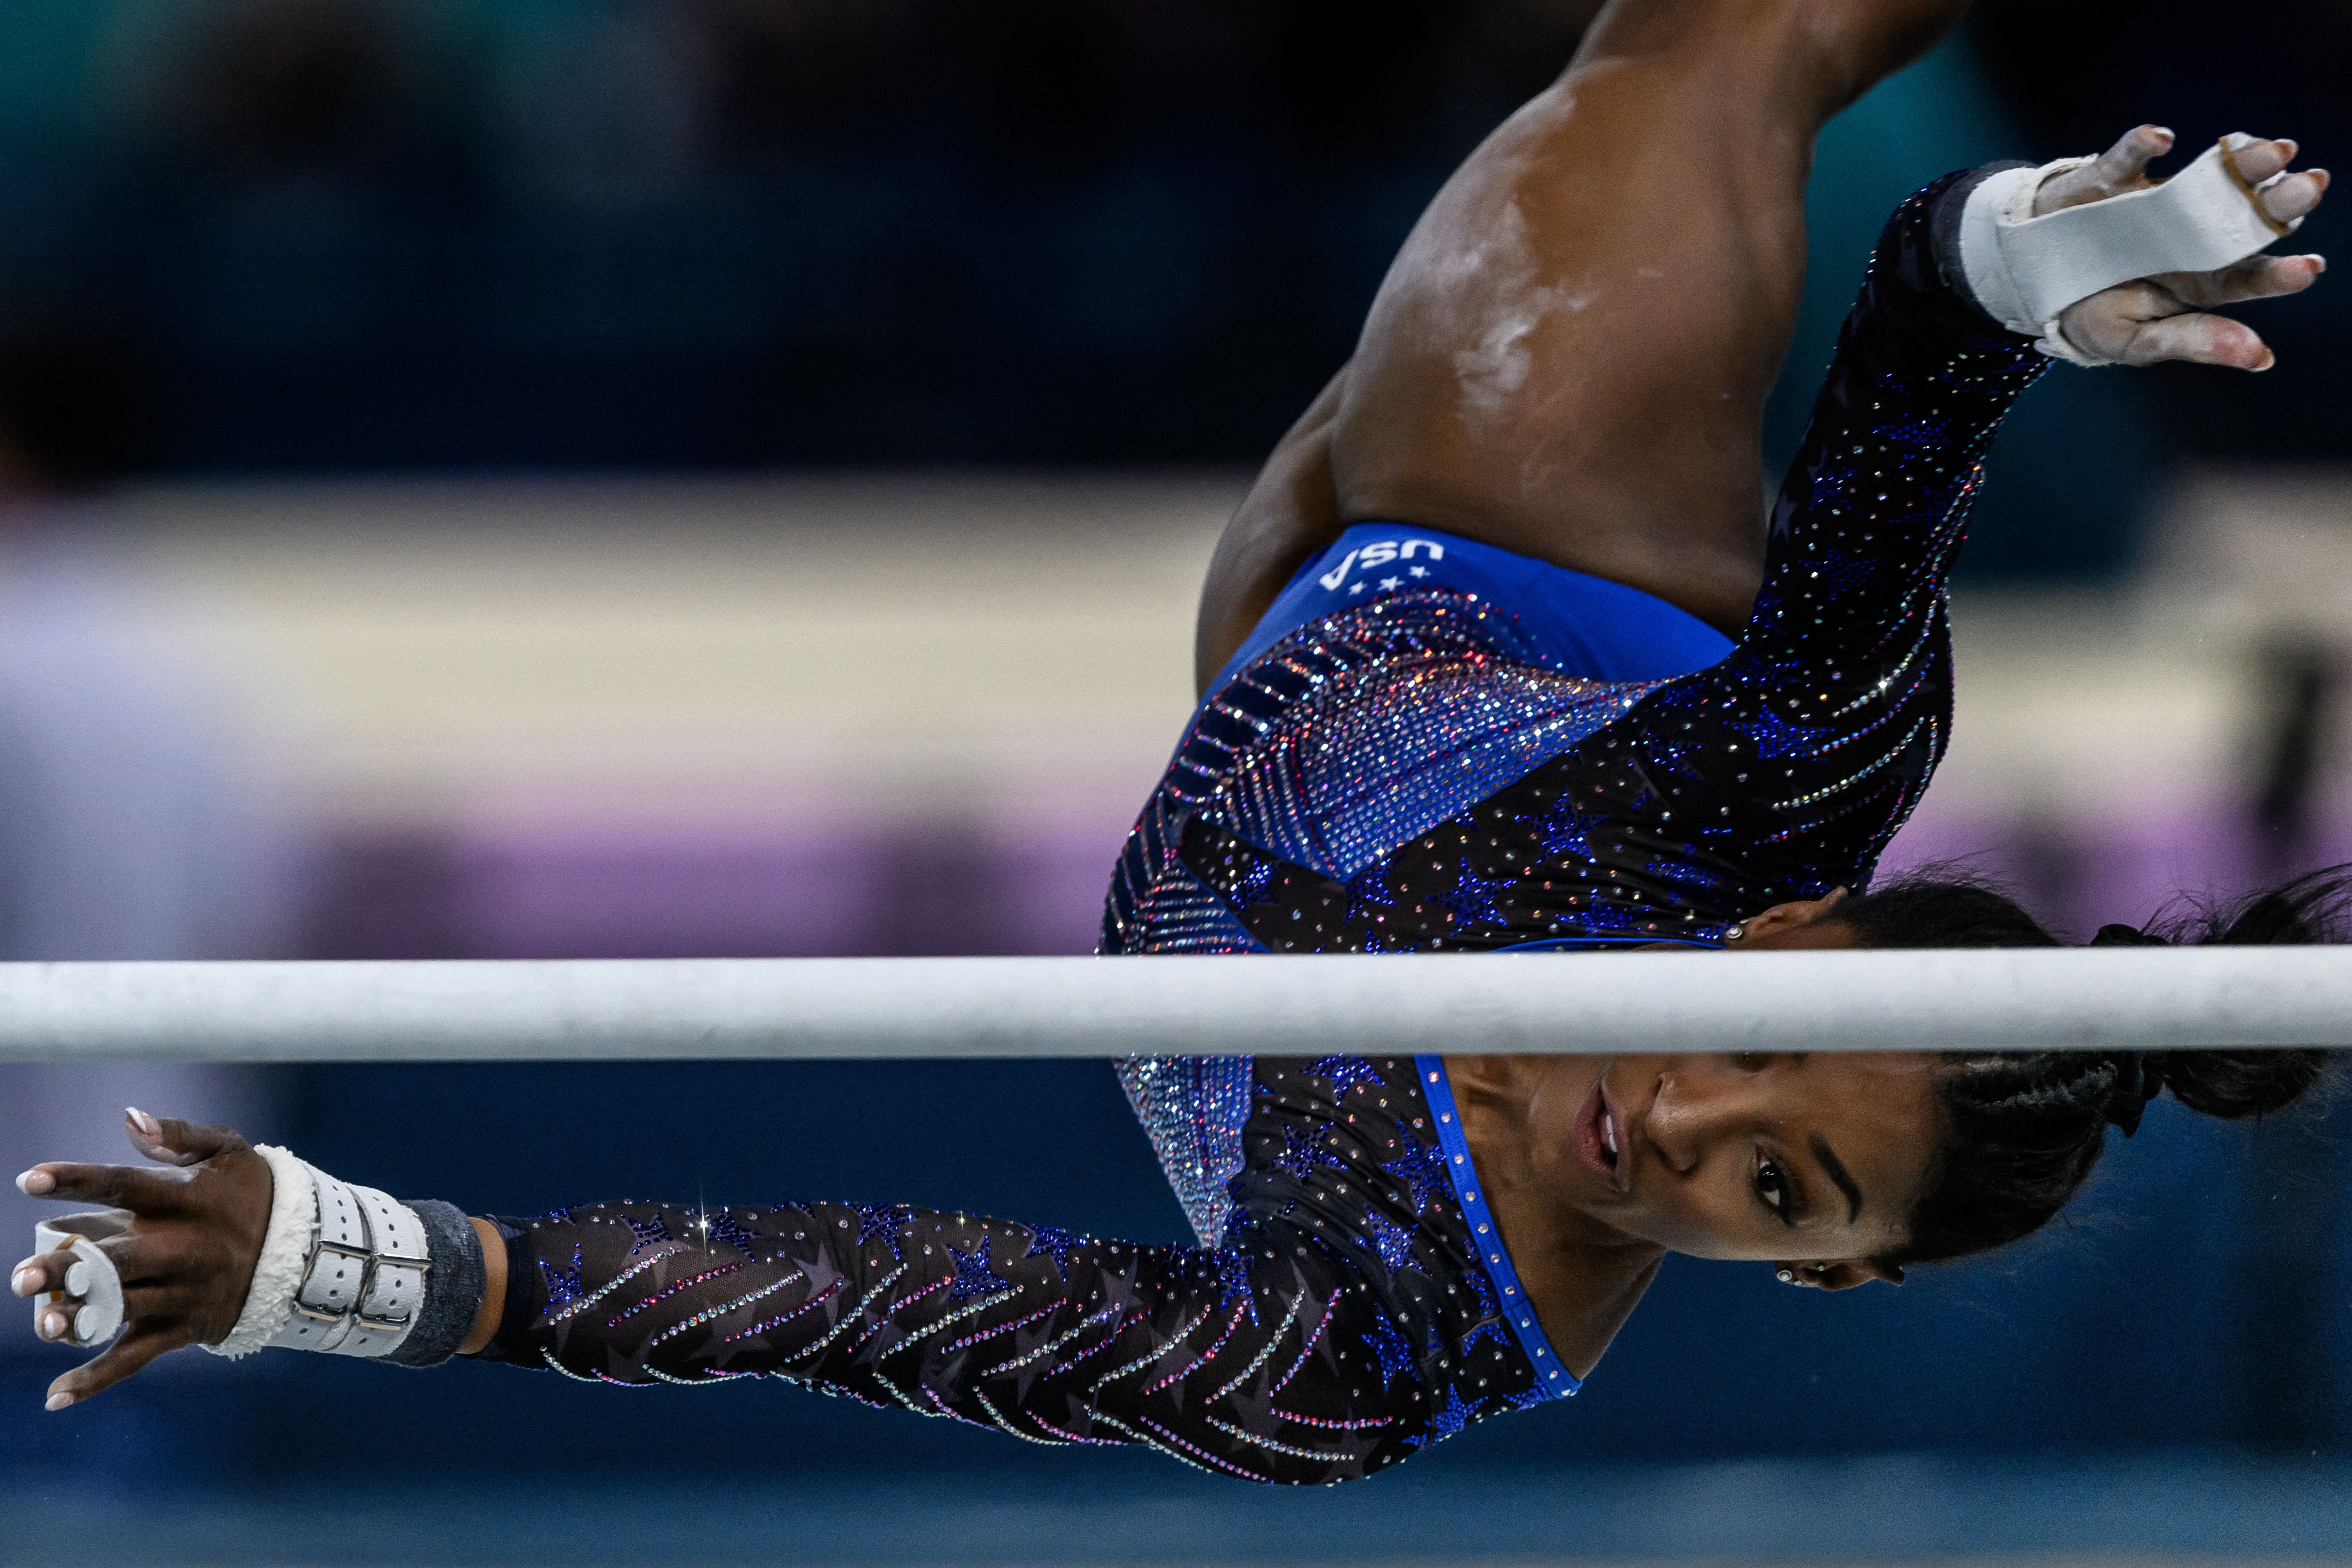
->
[1105, 178, 2045, 961]
[476, 175, 2047, 1482]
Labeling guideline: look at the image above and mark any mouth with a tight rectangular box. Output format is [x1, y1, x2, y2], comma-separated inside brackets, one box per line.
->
[1573, 1078, 1626, 1192]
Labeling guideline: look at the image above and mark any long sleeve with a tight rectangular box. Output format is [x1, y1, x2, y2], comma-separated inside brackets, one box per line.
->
[475, 1061, 1552, 1484]
[1570, 168, 2050, 905]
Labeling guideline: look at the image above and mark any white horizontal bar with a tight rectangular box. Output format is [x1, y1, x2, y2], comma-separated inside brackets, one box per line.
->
[0, 951, 2344, 1063]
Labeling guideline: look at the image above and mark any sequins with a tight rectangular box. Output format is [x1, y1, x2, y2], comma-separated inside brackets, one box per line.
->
[1115, 1054, 1252, 1247]
[609, 1263, 746, 1327]
[645, 1272, 803, 1349]
[1107, 182, 2041, 962]
[508, 175, 2045, 1491]
[721, 1276, 841, 1344]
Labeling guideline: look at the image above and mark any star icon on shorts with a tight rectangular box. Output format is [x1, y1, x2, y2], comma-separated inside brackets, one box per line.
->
[1408, 565, 1429, 577]
[1379, 576, 1401, 590]
[1349, 581, 1367, 594]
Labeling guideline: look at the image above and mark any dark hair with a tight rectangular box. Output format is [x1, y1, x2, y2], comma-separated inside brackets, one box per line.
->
[1831, 864, 2347, 1265]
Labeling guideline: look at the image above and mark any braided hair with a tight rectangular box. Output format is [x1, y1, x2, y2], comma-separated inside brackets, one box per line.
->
[1831, 865, 2347, 1265]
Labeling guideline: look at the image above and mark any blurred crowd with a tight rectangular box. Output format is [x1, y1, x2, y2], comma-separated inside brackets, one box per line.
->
[0, 0, 2327, 479]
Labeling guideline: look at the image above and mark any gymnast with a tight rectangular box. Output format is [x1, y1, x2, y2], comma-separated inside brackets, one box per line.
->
[12, 0, 2342, 1484]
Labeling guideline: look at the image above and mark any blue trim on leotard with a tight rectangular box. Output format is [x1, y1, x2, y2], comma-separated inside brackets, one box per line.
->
[1206, 523, 1735, 698]
[1413, 1054, 1580, 1399]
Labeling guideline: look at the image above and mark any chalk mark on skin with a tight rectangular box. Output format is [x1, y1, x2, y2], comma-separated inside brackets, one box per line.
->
[1401, 194, 1594, 429]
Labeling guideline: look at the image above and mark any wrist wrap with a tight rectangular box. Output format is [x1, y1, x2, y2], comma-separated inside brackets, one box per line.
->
[205, 1145, 430, 1360]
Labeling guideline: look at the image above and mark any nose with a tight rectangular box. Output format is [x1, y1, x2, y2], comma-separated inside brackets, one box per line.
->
[1642, 1067, 1758, 1176]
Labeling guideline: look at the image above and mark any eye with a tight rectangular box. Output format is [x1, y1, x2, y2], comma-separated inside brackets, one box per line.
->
[1756, 1155, 1791, 1220]
[1734, 1053, 1767, 1072]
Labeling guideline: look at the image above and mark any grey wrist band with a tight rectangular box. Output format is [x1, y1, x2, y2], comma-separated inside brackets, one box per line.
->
[383, 1200, 488, 1368]
[1932, 159, 2035, 334]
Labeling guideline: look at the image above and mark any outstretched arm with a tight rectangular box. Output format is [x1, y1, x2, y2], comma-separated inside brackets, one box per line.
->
[15, 1112, 1428, 1485]
[1597, 128, 2327, 907]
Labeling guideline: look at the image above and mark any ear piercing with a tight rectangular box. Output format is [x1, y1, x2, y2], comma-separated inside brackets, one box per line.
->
[1725, 925, 1746, 942]
[1775, 1268, 1794, 1283]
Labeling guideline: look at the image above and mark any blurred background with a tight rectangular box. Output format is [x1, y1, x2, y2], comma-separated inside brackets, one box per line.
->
[4, 1, 2352, 1563]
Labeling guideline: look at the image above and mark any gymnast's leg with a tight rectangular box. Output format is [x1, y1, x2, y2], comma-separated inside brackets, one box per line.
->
[1194, 0, 1975, 686]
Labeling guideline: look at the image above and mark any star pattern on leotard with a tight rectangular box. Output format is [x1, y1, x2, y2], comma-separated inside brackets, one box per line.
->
[1430, 858, 1515, 929]
[1305, 1056, 1385, 1100]
[624, 1214, 670, 1256]
[1361, 1312, 1415, 1390]
[943, 1235, 1015, 1306]
[1022, 1226, 1086, 1281]
[855, 1203, 908, 1263]
[1272, 1120, 1330, 1182]
[540, 1246, 586, 1312]
[1381, 1139, 1450, 1218]
[1337, 865, 1400, 920]
[1462, 1316, 1513, 1356]
[1410, 1385, 1482, 1448]
[1365, 1205, 1418, 1276]
[1531, 802, 1600, 863]
[699, 1209, 763, 1257]
[1224, 856, 1276, 910]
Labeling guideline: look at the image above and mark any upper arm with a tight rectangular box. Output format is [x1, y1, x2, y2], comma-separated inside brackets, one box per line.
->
[1192, 365, 1350, 695]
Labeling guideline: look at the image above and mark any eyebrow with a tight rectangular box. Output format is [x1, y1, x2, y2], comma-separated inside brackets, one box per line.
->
[1810, 1132, 1863, 1225]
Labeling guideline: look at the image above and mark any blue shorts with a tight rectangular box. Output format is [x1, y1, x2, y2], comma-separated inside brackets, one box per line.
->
[1203, 523, 1735, 698]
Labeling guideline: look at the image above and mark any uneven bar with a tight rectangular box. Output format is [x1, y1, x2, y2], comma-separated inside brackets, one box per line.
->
[0, 950, 2345, 1063]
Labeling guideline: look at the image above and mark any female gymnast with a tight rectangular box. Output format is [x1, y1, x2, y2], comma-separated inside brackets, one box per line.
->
[12, 0, 2341, 1484]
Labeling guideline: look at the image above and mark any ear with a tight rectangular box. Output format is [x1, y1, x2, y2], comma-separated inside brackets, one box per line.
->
[1785, 1257, 1904, 1291]
[1734, 887, 1850, 942]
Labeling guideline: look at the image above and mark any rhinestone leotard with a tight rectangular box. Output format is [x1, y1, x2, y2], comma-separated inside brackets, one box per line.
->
[485, 1055, 1556, 1483]
[476, 175, 2047, 1482]
[1105, 172, 2045, 962]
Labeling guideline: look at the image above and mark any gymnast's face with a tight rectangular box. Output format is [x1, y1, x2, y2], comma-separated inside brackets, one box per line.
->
[1463, 896, 1937, 1287]
[1518, 1047, 1937, 1284]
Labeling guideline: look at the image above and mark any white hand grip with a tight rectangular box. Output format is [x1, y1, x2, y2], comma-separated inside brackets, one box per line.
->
[1960, 138, 2298, 352]
[31, 1212, 131, 1348]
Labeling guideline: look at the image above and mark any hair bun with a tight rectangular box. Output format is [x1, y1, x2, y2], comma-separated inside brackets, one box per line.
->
[2156, 1049, 2328, 1121]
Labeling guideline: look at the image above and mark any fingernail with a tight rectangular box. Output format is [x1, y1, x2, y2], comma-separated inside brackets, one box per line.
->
[14, 1170, 52, 1196]
[126, 1107, 161, 1140]
[11, 1268, 35, 1297]
[44, 1392, 73, 1413]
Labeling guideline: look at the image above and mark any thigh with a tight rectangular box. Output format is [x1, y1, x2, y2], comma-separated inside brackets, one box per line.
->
[1329, 0, 1969, 635]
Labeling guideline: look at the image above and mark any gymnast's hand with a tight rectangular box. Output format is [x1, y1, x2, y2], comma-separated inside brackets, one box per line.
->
[2033, 126, 2327, 370]
[10, 1109, 271, 1410]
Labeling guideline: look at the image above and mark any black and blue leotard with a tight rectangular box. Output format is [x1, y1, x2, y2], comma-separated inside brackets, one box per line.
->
[474, 174, 2047, 1483]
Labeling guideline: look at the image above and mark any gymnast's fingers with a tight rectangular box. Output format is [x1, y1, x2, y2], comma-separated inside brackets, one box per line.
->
[2120, 310, 2272, 372]
[124, 1107, 248, 1169]
[2257, 166, 2328, 227]
[2165, 253, 2327, 309]
[2225, 134, 2300, 191]
[11, 1250, 75, 1301]
[2034, 124, 2172, 216]
[42, 1322, 191, 1411]
[14, 1160, 193, 1214]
